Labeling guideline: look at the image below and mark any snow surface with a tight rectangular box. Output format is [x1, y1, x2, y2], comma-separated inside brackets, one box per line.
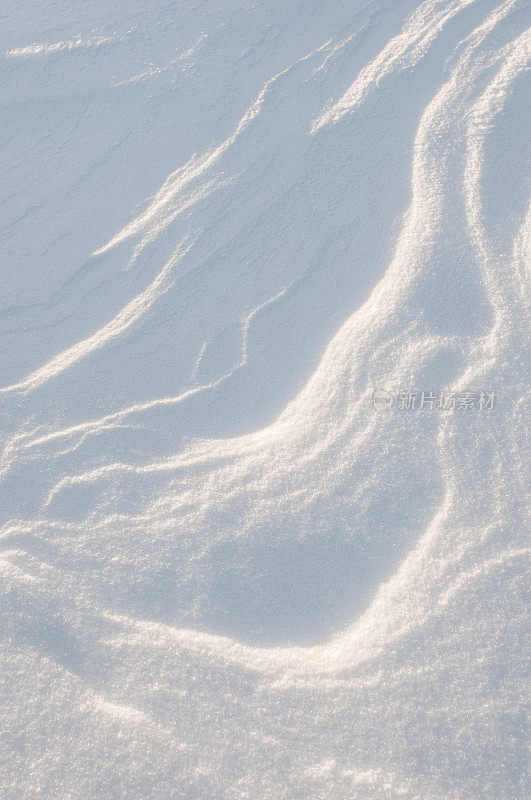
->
[0, 0, 529, 797]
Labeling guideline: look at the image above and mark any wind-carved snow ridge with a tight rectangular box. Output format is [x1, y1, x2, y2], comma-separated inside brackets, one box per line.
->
[464, 27, 530, 343]
[311, 0, 477, 131]
[324, 1, 529, 666]
[0, 236, 195, 396]
[92, 39, 331, 268]
[4, 30, 131, 59]
[40, 286, 288, 504]
[0, 285, 288, 476]
[0, 1, 528, 797]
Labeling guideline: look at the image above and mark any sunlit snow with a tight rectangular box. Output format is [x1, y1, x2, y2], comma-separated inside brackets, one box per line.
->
[0, 1, 528, 798]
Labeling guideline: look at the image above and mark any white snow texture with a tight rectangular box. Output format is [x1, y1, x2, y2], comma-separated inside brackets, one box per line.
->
[0, 1, 529, 798]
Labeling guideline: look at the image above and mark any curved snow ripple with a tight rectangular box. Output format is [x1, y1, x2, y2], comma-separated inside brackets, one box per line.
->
[92, 39, 331, 268]
[4, 32, 126, 59]
[311, 0, 478, 131]
[0, 236, 194, 395]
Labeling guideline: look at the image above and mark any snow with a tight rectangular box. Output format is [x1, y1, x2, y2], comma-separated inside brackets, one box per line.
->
[0, 1, 529, 798]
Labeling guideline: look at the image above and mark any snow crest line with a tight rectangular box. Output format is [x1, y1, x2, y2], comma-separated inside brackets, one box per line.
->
[0, 236, 194, 396]
[311, 0, 477, 132]
[4, 30, 132, 59]
[92, 40, 332, 266]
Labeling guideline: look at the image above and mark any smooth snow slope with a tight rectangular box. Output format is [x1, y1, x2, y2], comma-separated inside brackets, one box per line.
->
[0, 1, 529, 798]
